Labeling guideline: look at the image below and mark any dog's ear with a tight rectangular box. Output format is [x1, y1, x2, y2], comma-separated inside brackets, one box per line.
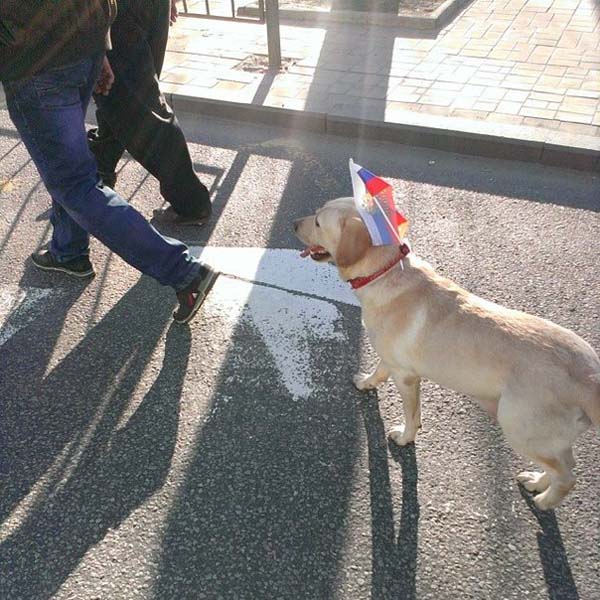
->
[336, 216, 372, 268]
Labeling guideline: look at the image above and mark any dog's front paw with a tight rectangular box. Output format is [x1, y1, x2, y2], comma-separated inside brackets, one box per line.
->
[353, 372, 376, 391]
[516, 471, 550, 493]
[388, 424, 416, 447]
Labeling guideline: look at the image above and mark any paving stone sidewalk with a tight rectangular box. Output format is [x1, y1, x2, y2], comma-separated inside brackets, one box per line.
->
[162, 0, 600, 145]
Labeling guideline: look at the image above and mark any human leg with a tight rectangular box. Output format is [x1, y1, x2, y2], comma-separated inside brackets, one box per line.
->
[92, 1, 211, 220]
[3, 79, 90, 263]
[4, 56, 210, 292]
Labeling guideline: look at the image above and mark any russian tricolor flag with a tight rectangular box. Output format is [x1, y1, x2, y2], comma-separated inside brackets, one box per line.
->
[349, 159, 408, 246]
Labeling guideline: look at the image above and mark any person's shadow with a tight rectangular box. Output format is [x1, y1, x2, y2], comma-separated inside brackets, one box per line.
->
[0, 278, 191, 599]
[360, 394, 420, 600]
[0, 271, 88, 497]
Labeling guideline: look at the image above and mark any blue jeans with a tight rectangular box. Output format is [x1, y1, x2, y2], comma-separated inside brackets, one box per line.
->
[2, 54, 200, 291]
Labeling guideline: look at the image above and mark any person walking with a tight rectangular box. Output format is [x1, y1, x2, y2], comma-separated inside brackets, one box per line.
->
[0, 0, 218, 324]
[87, 0, 212, 226]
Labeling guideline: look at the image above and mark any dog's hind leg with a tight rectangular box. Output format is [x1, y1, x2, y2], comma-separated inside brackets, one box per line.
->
[527, 449, 576, 511]
[389, 372, 422, 446]
[353, 359, 390, 390]
[498, 390, 577, 510]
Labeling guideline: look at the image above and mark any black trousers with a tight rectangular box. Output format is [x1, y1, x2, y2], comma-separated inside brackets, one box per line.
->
[89, 0, 210, 219]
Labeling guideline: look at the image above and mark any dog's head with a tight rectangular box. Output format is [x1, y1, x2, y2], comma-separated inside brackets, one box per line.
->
[294, 197, 373, 270]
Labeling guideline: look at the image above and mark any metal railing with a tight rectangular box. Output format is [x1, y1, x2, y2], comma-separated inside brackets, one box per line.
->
[181, 0, 266, 23]
[180, 0, 281, 70]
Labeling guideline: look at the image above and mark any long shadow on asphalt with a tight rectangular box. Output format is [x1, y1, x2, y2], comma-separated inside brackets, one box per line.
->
[151, 113, 598, 596]
[361, 394, 420, 600]
[151, 114, 370, 596]
[152, 302, 365, 598]
[519, 486, 580, 600]
[188, 125, 599, 214]
[2, 105, 596, 596]
[1, 108, 374, 598]
[0, 277, 184, 598]
[0, 278, 86, 500]
[149, 112, 594, 596]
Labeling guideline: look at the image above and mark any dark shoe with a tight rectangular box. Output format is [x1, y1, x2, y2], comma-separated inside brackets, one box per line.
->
[173, 265, 219, 324]
[152, 205, 211, 227]
[31, 250, 95, 278]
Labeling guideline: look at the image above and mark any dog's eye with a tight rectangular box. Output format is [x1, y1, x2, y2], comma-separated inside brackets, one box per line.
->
[315, 218, 320, 228]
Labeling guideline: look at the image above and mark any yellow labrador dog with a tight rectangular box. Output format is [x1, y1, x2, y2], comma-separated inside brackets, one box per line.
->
[294, 197, 600, 510]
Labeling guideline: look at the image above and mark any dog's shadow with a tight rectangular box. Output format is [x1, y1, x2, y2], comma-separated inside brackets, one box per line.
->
[518, 486, 580, 600]
[360, 394, 419, 600]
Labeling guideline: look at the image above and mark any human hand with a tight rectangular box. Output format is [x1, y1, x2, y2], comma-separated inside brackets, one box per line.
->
[95, 56, 114, 96]
[170, 0, 179, 25]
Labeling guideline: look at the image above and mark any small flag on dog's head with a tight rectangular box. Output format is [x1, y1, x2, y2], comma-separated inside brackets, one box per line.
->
[349, 159, 408, 246]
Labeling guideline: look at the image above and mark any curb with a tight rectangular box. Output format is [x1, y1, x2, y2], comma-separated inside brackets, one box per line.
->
[237, 0, 472, 30]
[168, 92, 600, 172]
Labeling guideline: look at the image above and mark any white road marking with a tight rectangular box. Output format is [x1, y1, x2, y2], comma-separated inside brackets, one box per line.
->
[0, 248, 359, 399]
[0, 285, 53, 348]
[192, 247, 357, 399]
[191, 246, 358, 307]
[202, 275, 346, 399]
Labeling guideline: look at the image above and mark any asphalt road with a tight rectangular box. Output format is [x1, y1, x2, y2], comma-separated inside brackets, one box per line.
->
[0, 107, 599, 600]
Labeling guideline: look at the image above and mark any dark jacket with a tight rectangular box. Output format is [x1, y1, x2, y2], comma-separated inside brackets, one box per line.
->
[0, 0, 117, 81]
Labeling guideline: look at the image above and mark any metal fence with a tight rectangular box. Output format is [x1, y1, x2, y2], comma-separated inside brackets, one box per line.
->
[179, 0, 281, 69]
[180, 0, 266, 23]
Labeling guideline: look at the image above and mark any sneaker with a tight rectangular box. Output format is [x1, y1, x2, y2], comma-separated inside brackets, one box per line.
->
[152, 205, 211, 227]
[31, 250, 95, 278]
[173, 265, 219, 324]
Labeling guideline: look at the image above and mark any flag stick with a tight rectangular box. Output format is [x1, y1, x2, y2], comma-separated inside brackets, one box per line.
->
[371, 194, 402, 244]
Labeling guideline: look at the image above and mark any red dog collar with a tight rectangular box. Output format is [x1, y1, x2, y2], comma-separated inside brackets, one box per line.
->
[347, 243, 410, 290]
